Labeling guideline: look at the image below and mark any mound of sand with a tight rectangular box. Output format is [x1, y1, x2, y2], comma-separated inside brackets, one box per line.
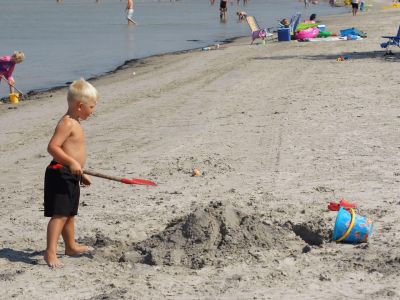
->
[120, 202, 308, 269]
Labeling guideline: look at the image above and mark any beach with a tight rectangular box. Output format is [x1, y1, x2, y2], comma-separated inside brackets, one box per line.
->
[0, 0, 344, 99]
[1, 1, 400, 299]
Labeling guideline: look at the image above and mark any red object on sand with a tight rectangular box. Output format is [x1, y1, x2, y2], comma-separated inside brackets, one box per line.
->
[120, 177, 156, 186]
[328, 198, 357, 211]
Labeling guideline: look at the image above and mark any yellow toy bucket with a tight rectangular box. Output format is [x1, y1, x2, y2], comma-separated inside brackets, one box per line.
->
[9, 93, 19, 104]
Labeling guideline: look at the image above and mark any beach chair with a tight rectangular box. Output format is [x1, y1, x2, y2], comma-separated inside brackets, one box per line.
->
[246, 16, 274, 44]
[289, 12, 301, 35]
[380, 25, 400, 54]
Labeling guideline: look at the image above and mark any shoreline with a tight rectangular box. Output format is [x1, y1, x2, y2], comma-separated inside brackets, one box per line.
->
[0, 36, 241, 103]
[0, 2, 350, 103]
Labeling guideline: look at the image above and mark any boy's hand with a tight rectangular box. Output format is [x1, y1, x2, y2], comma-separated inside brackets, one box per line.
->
[69, 161, 83, 176]
[81, 174, 92, 186]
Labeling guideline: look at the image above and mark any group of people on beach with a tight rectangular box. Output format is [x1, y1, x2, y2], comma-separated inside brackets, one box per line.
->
[217, 0, 249, 21]
[1, 48, 98, 267]
[1, 0, 375, 269]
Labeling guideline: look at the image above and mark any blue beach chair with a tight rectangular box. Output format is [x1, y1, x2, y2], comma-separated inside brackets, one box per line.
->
[289, 12, 301, 35]
[381, 25, 400, 54]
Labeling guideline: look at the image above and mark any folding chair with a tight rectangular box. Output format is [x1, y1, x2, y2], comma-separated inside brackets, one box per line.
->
[381, 25, 400, 54]
[246, 16, 274, 44]
[288, 12, 301, 35]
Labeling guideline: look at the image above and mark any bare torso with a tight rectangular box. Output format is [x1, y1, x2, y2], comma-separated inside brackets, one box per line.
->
[127, 0, 133, 9]
[48, 115, 87, 168]
[61, 118, 86, 167]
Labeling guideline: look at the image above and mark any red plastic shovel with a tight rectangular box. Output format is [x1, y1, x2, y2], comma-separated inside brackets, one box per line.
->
[84, 170, 156, 186]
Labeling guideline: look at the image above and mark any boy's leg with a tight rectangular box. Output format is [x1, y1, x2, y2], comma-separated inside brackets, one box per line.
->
[44, 215, 68, 268]
[62, 216, 94, 256]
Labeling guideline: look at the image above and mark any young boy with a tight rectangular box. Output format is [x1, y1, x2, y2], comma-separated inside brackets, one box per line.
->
[44, 78, 99, 268]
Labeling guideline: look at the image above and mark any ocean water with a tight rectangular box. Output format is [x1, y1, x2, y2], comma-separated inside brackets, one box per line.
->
[0, 0, 347, 98]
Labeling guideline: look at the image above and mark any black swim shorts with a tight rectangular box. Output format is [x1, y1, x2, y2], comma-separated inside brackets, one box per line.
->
[44, 161, 80, 217]
[220, 0, 227, 9]
[351, 2, 359, 9]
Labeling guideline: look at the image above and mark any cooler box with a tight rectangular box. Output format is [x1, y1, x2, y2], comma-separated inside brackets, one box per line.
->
[317, 24, 326, 32]
[277, 28, 291, 42]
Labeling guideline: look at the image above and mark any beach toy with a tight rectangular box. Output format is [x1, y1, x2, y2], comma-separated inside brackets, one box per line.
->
[328, 198, 357, 211]
[9, 93, 19, 104]
[296, 22, 318, 32]
[332, 207, 373, 243]
[295, 27, 319, 40]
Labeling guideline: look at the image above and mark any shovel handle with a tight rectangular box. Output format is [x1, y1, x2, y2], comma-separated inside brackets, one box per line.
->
[83, 170, 123, 183]
[1, 75, 24, 95]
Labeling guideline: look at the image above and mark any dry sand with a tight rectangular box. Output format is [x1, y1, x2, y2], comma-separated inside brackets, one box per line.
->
[1, 2, 399, 299]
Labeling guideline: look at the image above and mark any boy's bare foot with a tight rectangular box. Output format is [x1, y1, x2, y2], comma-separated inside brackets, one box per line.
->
[44, 251, 64, 268]
[65, 244, 95, 256]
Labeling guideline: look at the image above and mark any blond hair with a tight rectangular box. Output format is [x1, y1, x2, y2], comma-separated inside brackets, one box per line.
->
[67, 78, 99, 104]
[12, 51, 25, 63]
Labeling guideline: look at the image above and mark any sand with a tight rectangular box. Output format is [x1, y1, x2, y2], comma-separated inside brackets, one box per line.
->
[1, 2, 400, 299]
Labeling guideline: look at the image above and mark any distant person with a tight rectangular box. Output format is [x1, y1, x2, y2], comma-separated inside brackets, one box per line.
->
[210, 0, 215, 5]
[43, 78, 99, 268]
[220, 0, 227, 19]
[236, 11, 247, 21]
[126, 0, 136, 25]
[304, 0, 310, 8]
[359, 0, 365, 11]
[0, 51, 25, 95]
[280, 18, 290, 28]
[351, 0, 359, 15]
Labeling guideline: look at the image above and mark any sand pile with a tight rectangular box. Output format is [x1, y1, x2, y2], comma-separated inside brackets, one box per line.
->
[119, 201, 309, 269]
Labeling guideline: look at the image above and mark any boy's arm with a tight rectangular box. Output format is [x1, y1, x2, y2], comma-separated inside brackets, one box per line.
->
[47, 117, 82, 175]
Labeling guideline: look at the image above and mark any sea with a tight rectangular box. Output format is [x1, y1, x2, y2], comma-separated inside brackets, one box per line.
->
[0, 0, 347, 98]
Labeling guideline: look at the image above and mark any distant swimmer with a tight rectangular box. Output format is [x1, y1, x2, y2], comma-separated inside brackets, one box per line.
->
[236, 11, 247, 21]
[126, 0, 137, 25]
[220, 0, 227, 20]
